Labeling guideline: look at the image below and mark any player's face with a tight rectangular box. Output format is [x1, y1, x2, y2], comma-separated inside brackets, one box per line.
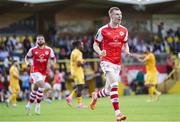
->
[36, 36, 45, 47]
[14, 61, 19, 68]
[110, 10, 122, 24]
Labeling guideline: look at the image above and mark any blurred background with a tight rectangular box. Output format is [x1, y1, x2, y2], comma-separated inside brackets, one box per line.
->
[0, 0, 180, 102]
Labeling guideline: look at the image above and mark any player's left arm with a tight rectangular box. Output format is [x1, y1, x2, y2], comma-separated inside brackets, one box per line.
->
[49, 48, 56, 65]
[123, 42, 130, 55]
[122, 29, 131, 56]
[48, 48, 57, 67]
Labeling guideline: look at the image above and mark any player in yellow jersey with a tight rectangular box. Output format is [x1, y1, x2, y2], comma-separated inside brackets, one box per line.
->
[6, 60, 21, 107]
[132, 47, 161, 101]
[66, 40, 87, 108]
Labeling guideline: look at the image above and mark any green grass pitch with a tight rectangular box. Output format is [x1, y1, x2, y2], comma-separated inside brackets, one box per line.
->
[0, 94, 180, 122]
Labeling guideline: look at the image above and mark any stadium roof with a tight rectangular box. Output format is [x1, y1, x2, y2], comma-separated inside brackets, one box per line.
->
[9, 0, 175, 5]
[0, 0, 179, 14]
[9, 0, 61, 4]
[109, 0, 175, 5]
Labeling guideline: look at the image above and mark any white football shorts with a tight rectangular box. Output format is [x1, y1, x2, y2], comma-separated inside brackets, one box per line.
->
[53, 84, 62, 91]
[30, 72, 46, 83]
[100, 61, 121, 82]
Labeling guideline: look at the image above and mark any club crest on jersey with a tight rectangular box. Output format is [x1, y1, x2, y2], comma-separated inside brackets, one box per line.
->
[35, 51, 38, 54]
[45, 51, 49, 55]
[120, 31, 124, 36]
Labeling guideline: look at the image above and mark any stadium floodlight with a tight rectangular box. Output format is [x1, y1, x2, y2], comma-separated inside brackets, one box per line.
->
[108, 0, 175, 5]
[9, 0, 63, 4]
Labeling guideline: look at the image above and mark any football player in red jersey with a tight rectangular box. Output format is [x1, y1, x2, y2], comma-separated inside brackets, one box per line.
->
[90, 7, 132, 122]
[25, 35, 56, 115]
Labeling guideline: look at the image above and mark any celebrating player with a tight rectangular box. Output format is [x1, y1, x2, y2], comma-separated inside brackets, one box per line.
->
[132, 47, 161, 102]
[25, 34, 56, 115]
[90, 7, 130, 121]
[66, 41, 87, 109]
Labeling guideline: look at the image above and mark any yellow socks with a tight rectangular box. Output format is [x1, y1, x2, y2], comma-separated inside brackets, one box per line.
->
[77, 97, 82, 104]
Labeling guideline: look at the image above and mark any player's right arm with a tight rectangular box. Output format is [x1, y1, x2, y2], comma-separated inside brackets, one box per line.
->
[93, 29, 106, 57]
[25, 48, 33, 66]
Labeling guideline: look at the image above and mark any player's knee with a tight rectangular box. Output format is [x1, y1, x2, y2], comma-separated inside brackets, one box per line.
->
[106, 72, 116, 83]
[105, 88, 110, 95]
[110, 81, 118, 88]
[33, 84, 39, 91]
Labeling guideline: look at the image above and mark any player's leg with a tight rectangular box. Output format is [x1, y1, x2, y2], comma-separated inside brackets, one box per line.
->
[76, 73, 87, 108]
[65, 88, 76, 106]
[66, 76, 77, 106]
[43, 82, 53, 103]
[147, 85, 154, 102]
[57, 84, 62, 100]
[106, 71, 127, 121]
[90, 79, 110, 110]
[6, 87, 13, 106]
[26, 83, 38, 115]
[90, 61, 111, 110]
[35, 81, 45, 115]
[152, 74, 161, 101]
[145, 73, 154, 101]
[26, 72, 44, 115]
[6, 86, 19, 107]
[76, 84, 87, 109]
[154, 88, 161, 101]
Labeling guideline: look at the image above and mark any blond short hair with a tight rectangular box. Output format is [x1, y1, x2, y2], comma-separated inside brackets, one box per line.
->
[108, 7, 121, 16]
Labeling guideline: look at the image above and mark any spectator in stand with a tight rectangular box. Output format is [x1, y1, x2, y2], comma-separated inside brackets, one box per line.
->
[23, 35, 32, 55]
[157, 22, 165, 39]
[9, 35, 20, 52]
[175, 27, 180, 38]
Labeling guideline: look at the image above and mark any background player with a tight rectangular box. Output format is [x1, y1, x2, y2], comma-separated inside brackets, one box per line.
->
[25, 34, 56, 115]
[53, 69, 62, 100]
[90, 7, 130, 121]
[6, 60, 21, 107]
[131, 47, 161, 102]
[66, 41, 87, 109]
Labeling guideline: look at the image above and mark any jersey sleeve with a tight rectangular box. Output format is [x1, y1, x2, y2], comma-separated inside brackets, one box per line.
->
[123, 29, 128, 43]
[26, 48, 33, 58]
[95, 28, 103, 43]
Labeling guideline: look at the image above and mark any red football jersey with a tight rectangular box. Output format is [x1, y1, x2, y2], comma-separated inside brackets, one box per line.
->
[95, 24, 128, 65]
[54, 73, 62, 84]
[27, 46, 55, 75]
